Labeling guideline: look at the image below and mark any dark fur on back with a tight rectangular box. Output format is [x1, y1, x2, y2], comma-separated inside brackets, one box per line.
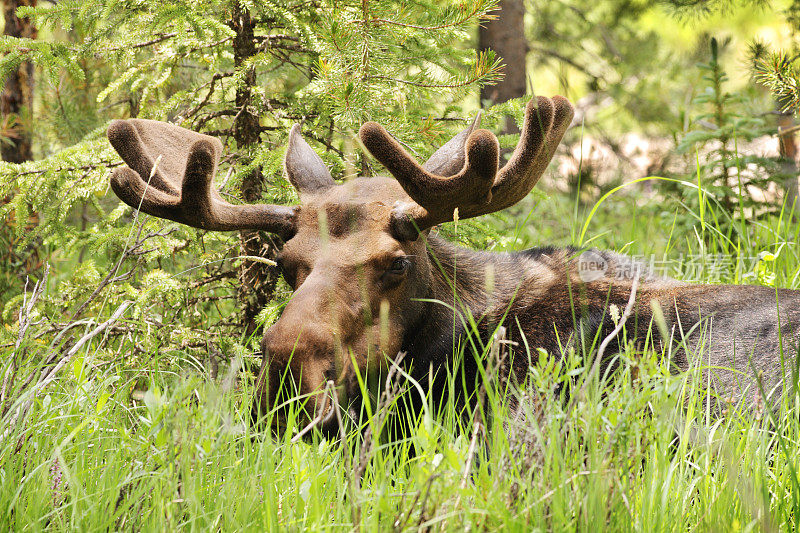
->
[399, 235, 800, 410]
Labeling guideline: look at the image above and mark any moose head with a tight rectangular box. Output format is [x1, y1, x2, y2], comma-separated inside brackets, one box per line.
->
[106, 96, 574, 432]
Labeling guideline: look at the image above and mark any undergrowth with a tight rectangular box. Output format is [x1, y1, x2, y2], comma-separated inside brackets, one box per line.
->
[2, 181, 800, 531]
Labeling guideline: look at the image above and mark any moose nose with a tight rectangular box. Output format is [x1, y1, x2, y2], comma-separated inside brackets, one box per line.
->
[256, 316, 338, 423]
[263, 319, 336, 367]
[252, 269, 358, 429]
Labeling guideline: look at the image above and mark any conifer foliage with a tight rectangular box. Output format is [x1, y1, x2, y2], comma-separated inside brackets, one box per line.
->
[0, 0, 502, 345]
[677, 38, 785, 227]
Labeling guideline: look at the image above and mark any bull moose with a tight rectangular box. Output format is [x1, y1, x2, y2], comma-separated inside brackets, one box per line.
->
[106, 95, 800, 433]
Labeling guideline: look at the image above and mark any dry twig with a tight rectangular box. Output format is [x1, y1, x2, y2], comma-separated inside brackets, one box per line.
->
[559, 276, 641, 439]
[583, 276, 640, 394]
[1, 300, 133, 446]
[291, 381, 336, 444]
[1, 265, 50, 415]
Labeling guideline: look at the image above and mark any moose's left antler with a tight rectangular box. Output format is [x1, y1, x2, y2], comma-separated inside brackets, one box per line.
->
[359, 96, 574, 240]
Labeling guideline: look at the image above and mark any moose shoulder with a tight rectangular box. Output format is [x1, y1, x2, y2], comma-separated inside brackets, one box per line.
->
[107, 95, 800, 434]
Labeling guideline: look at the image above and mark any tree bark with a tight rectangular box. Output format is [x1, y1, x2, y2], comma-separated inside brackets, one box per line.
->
[478, 0, 526, 134]
[0, 0, 39, 302]
[777, 104, 800, 216]
[1, 0, 36, 163]
[230, 3, 280, 338]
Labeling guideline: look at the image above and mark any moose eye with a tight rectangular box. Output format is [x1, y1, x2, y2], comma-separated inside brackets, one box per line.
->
[387, 257, 410, 274]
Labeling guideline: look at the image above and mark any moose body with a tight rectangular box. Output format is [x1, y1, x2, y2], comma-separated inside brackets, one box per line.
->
[411, 233, 800, 408]
[106, 95, 800, 433]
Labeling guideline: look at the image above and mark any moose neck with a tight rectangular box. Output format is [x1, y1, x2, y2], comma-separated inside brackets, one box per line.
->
[400, 234, 523, 378]
[424, 234, 511, 317]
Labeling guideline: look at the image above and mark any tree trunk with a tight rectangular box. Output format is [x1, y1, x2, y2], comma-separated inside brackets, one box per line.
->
[0, 0, 39, 304]
[1, 0, 36, 163]
[230, 3, 280, 338]
[478, 0, 526, 135]
[777, 105, 800, 216]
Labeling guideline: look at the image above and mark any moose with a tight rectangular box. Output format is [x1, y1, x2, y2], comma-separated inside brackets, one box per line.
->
[107, 95, 800, 434]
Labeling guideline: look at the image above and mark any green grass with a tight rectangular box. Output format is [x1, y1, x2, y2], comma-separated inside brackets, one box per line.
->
[2, 187, 800, 531]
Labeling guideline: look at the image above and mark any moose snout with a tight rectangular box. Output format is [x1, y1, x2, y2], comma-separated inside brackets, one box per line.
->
[252, 316, 340, 429]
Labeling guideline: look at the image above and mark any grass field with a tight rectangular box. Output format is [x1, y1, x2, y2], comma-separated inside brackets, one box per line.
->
[2, 184, 800, 531]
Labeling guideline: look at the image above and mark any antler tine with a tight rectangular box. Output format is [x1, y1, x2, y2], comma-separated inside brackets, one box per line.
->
[359, 96, 574, 241]
[108, 119, 296, 238]
[490, 95, 574, 210]
[359, 120, 500, 213]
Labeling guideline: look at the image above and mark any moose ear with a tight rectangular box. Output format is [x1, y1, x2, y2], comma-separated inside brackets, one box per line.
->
[284, 124, 335, 193]
[422, 112, 482, 176]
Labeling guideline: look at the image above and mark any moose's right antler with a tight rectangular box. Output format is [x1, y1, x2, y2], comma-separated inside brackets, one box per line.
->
[359, 95, 574, 240]
[107, 119, 297, 238]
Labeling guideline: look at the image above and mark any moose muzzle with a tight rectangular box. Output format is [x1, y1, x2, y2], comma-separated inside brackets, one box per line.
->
[253, 270, 362, 432]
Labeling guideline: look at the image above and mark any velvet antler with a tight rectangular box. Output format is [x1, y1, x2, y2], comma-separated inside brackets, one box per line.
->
[107, 119, 297, 238]
[359, 96, 574, 240]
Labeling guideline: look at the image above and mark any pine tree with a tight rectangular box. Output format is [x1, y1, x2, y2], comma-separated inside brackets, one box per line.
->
[0, 0, 39, 307]
[479, 0, 525, 136]
[676, 38, 784, 233]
